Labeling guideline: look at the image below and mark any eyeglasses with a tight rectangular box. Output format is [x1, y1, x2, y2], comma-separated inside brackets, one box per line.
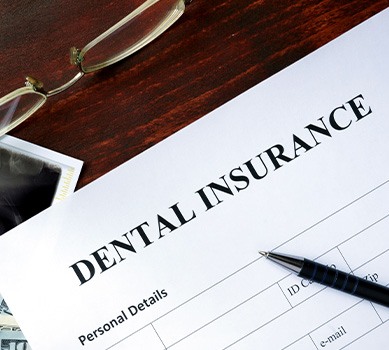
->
[0, 0, 192, 137]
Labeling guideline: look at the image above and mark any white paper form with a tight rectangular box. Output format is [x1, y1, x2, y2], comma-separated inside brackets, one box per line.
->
[0, 8, 388, 350]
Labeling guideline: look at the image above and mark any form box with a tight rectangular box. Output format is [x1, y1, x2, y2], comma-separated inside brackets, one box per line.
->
[310, 300, 381, 349]
[156, 284, 290, 350]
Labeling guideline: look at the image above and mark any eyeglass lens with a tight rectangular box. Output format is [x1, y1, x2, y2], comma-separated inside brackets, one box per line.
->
[0, 93, 46, 135]
[79, 0, 186, 72]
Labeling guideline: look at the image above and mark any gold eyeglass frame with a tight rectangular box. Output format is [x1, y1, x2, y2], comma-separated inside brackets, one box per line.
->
[0, 0, 193, 136]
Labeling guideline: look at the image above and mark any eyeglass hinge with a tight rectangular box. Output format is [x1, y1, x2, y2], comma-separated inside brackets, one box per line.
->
[70, 47, 84, 67]
[25, 76, 45, 93]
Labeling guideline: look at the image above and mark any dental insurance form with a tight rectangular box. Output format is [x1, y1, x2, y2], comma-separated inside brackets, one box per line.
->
[0, 8, 388, 350]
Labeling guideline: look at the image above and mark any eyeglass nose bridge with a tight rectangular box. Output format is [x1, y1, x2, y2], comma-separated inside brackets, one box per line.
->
[26, 48, 85, 98]
[46, 71, 85, 97]
[46, 66, 85, 98]
[26, 72, 85, 98]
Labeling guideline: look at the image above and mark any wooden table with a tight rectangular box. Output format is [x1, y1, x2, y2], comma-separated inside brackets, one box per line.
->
[1, 0, 387, 189]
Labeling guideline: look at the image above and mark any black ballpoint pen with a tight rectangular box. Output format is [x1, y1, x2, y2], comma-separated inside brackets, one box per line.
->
[259, 251, 389, 307]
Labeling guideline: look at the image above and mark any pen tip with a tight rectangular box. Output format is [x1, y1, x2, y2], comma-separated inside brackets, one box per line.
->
[258, 251, 268, 257]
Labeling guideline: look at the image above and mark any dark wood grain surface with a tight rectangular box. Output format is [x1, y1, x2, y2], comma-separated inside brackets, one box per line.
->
[1, 0, 387, 188]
